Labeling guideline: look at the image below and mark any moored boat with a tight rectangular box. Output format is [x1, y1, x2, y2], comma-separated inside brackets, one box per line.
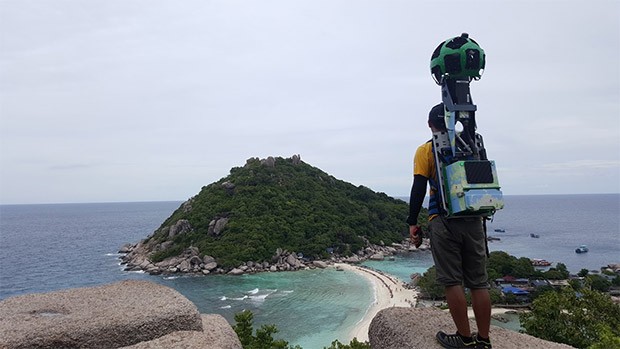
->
[575, 245, 589, 253]
[531, 258, 551, 267]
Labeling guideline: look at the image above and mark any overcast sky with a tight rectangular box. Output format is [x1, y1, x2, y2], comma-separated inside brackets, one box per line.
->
[1, 0, 618, 204]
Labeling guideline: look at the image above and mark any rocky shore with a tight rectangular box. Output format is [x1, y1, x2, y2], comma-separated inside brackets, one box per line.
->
[119, 238, 431, 277]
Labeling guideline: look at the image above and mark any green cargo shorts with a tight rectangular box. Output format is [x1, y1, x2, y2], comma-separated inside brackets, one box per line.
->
[428, 216, 489, 289]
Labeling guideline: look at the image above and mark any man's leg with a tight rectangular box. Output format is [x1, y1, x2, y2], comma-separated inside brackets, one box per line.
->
[470, 288, 491, 339]
[445, 285, 471, 337]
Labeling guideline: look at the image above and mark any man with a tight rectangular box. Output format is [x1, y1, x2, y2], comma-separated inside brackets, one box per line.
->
[407, 103, 492, 349]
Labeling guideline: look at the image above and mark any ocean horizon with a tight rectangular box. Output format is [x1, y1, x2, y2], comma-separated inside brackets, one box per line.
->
[1, 194, 618, 347]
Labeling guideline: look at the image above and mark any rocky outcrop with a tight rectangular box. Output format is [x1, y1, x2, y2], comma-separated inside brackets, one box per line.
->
[0, 280, 242, 349]
[208, 217, 229, 236]
[120, 237, 429, 277]
[368, 307, 575, 349]
[169, 219, 192, 238]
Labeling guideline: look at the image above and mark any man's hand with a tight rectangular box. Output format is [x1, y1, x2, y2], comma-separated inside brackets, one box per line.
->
[409, 225, 422, 248]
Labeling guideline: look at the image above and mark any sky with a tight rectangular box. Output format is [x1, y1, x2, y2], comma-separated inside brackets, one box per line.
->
[0, 0, 619, 204]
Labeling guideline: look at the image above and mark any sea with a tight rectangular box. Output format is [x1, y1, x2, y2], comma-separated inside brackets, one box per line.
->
[0, 194, 618, 348]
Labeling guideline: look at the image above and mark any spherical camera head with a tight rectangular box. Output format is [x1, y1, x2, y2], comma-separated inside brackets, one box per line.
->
[430, 33, 485, 85]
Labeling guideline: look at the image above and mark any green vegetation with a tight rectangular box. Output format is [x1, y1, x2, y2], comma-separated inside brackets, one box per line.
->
[233, 310, 299, 349]
[233, 310, 370, 349]
[324, 339, 371, 349]
[417, 266, 445, 300]
[146, 157, 415, 267]
[520, 288, 620, 348]
[416, 251, 620, 348]
[487, 251, 537, 279]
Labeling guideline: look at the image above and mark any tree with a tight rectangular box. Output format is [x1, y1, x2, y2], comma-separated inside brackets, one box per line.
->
[324, 338, 371, 349]
[487, 251, 536, 278]
[233, 310, 296, 349]
[578, 268, 589, 277]
[234, 310, 372, 349]
[520, 288, 620, 348]
[586, 274, 612, 293]
[417, 266, 445, 300]
[543, 263, 570, 280]
[488, 288, 503, 304]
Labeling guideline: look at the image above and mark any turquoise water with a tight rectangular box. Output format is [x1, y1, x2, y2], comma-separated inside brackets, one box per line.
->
[156, 267, 375, 348]
[362, 251, 434, 282]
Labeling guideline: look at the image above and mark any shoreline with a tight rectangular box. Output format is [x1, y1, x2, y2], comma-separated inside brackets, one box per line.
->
[334, 263, 418, 342]
[334, 263, 521, 343]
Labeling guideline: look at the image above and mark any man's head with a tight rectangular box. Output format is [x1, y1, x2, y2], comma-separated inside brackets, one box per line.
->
[428, 103, 446, 131]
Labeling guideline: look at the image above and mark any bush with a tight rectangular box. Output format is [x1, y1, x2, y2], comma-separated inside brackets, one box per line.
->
[233, 310, 296, 349]
[233, 310, 371, 349]
[323, 338, 371, 349]
[520, 288, 620, 348]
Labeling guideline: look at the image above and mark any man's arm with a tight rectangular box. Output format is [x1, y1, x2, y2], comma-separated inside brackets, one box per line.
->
[407, 174, 428, 247]
[407, 174, 428, 226]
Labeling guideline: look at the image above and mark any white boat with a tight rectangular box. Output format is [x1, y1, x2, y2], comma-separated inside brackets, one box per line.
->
[575, 245, 589, 254]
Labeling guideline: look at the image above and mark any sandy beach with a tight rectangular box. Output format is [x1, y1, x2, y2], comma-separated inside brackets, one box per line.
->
[334, 263, 418, 342]
[335, 262, 516, 343]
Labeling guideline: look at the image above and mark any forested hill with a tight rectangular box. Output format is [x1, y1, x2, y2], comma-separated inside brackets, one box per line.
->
[142, 155, 425, 267]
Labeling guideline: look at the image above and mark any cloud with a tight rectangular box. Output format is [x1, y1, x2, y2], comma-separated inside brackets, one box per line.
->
[0, 0, 618, 203]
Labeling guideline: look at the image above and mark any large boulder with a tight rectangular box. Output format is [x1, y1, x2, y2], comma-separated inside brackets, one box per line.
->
[313, 261, 328, 269]
[286, 254, 303, 269]
[208, 217, 229, 236]
[343, 255, 361, 264]
[168, 219, 192, 238]
[121, 315, 241, 349]
[368, 307, 575, 349]
[369, 252, 385, 261]
[0, 280, 214, 348]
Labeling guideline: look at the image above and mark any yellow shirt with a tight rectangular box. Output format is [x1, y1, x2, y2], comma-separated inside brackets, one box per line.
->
[414, 141, 440, 221]
[413, 141, 435, 180]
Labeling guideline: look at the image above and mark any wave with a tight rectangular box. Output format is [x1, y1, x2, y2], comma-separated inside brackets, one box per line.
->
[220, 296, 227, 301]
[105, 253, 123, 257]
[249, 294, 269, 302]
[220, 305, 232, 309]
[163, 276, 179, 280]
[247, 288, 259, 295]
[231, 295, 249, 301]
[127, 270, 145, 274]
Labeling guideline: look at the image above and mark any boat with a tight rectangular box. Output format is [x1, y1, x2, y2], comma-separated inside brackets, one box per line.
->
[494, 229, 506, 232]
[531, 258, 551, 267]
[575, 245, 589, 254]
[530, 233, 540, 238]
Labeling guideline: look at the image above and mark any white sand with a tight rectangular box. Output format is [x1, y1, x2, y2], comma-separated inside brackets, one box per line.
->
[335, 263, 515, 343]
[334, 263, 418, 342]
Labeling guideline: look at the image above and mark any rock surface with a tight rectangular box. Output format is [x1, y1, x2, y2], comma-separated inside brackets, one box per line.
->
[369, 307, 575, 349]
[0, 280, 241, 349]
[121, 315, 241, 349]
